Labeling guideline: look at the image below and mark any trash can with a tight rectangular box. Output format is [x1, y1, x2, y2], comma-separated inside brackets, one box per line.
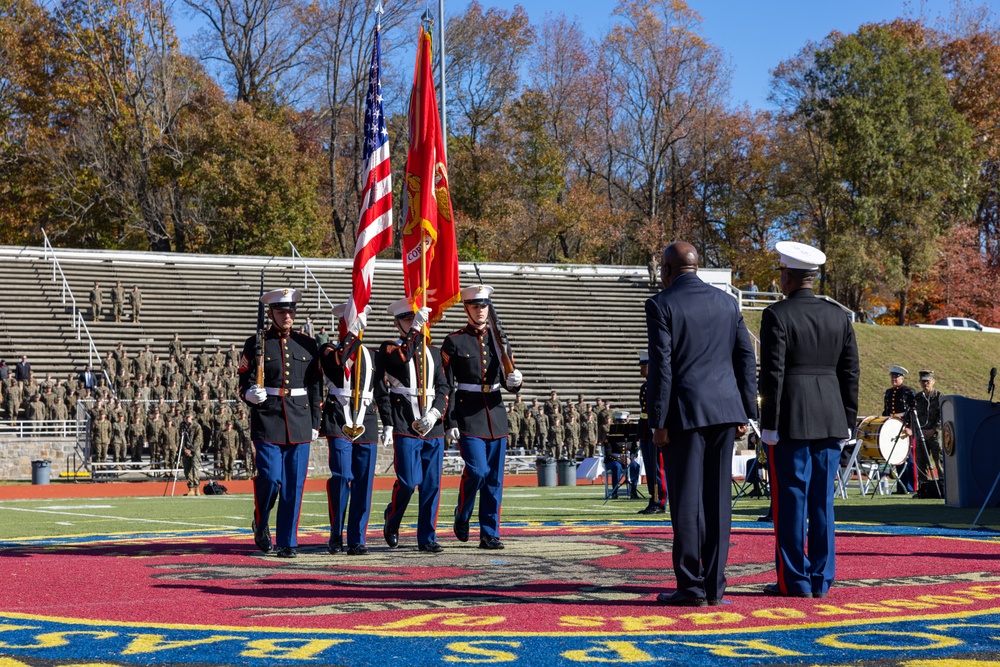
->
[31, 460, 51, 485]
[536, 457, 557, 487]
[557, 458, 577, 486]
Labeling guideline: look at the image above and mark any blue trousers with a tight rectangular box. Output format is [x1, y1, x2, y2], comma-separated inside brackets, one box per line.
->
[456, 436, 506, 541]
[386, 436, 444, 546]
[327, 437, 377, 547]
[253, 440, 310, 549]
[639, 439, 667, 506]
[606, 459, 639, 497]
[768, 438, 839, 596]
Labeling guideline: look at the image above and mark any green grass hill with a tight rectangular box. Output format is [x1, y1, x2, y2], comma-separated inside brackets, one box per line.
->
[742, 312, 1000, 417]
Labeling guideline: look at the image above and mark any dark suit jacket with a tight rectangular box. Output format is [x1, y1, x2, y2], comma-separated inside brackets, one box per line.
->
[15, 361, 30, 381]
[645, 272, 757, 432]
[758, 288, 860, 440]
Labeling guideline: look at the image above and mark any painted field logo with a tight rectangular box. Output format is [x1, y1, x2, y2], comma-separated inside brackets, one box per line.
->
[3, 523, 1000, 665]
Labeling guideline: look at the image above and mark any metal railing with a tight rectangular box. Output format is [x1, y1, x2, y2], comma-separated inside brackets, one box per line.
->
[288, 241, 338, 327]
[0, 419, 83, 438]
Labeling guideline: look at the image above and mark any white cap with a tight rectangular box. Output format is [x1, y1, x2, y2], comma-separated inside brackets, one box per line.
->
[889, 365, 909, 376]
[332, 302, 348, 319]
[260, 288, 302, 310]
[638, 351, 649, 365]
[776, 241, 826, 270]
[613, 410, 630, 421]
[386, 297, 414, 317]
[461, 284, 494, 303]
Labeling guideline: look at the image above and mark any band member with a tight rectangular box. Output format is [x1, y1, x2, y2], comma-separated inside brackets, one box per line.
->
[883, 365, 917, 492]
[443, 285, 523, 550]
[637, 352, 666, 514]
[760, 241, 859, 599]
[915, 370, 943, 489]
[320, 303, 380, 556]
[378, 299, 450, 553]
[239, 288, 323, 558]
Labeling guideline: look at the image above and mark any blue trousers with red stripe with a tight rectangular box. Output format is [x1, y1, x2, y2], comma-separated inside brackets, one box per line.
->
[768, 438, 839, 596]
[456, 435, 506, 541]
[385, 435, 444, 547]
[639, 438, 666, 506]
[253, 440, 310, 549]
[327, 437, 377, 547]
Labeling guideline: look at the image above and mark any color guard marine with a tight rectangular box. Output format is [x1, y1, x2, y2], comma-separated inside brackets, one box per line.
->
[320, 303, 380, 556]
[377, 299, 450, 554]
[239, 288, 323, 558]
[442, 285, 523, 550]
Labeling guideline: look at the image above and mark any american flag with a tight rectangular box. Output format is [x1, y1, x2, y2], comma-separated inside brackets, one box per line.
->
[344, 20, 392, 333]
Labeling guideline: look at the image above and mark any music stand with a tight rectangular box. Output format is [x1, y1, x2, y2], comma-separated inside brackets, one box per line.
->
[602, 421, 642, 504]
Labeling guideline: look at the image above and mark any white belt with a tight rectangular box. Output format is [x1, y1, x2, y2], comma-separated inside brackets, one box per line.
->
[456, 383, 501, 393]
[329, 387, 374, 400]
[265, 387, 307, 397]
[390, 387, 435, 398]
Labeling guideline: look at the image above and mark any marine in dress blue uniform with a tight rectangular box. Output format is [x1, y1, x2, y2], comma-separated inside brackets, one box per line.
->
[377, 299, 451, 553]
[239, 288, 323, 558]
[646, 242, 757, 607]
[883, 365, 917, 493]
[759, 242, 860, 598]
[442, 285, 523, 550]
[321, 303, 381, 556]
[637, 352, 666, 514]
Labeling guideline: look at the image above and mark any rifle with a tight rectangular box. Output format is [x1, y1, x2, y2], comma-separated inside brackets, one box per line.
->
[473, 263, 515, 375]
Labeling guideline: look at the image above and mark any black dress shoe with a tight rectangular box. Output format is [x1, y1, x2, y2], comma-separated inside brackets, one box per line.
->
[707, 598, 724, 606]
[419, 542, 444, 553]
[251, 520, 272, 554]
[275, 546, 297, 558]
[648, 505, 666, 514]
[478, 537, 505, 550]
[454, 512, 469, 543]
[763, 583, 811, 598]
[346, 545, 369, 556]
[383, 506, 398, 548]
[656, 591, 707, 607]
[637, 505, 654, 515]
[328, 537, 343, 554]
[756, 514, 773, 523]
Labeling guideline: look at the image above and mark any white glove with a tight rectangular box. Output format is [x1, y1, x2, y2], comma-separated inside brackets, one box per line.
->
[411, 307, 431, 332]
[246, 385, 267, 405]
[414, 407, 441, 434]
[761, 429, 779, 446]
[311, 428, 319, 441]
[448, 427, 460, 443]
[382, 425, 394, 447]
[506, 369, 523, 387]
[348, 305, 371, 336]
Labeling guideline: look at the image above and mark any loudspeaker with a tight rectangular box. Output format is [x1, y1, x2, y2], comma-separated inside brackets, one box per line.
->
[941, 395, 1000, 508]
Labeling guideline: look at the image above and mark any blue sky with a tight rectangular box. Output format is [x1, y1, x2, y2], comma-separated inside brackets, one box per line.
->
[173, 0, 993, 110]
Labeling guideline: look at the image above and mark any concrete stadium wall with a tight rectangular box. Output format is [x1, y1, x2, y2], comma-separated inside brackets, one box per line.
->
[0, 436, 78, 481]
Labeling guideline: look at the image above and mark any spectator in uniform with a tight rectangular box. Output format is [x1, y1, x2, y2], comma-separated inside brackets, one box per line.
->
[759, 241, 859, 599]
[217, 420, 240, 482]
[240, 288, 322, 558]
[320, 302, 380, 556]
[159, 415, 180, 471]
[129, 285, 142, 323]
[168, 334, 184, 362]
[915, 369, 942, 492]
[637, 352, 666, 514]
[646, 241, 757, 607]
[535, 408, 549, 454]
[581, 411, 598, 458]
[111, 281, 125, 323]
[443, 285, 523, 550]
[91, 410, 112, 462]
[883, 365, 917, 493]
[378, 300, 450, 554]
[127, 413, 146, 462]
[180, 412, 203, 495]
[89, 282, 102, 321]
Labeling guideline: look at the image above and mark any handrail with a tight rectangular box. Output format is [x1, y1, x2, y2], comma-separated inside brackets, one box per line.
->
[288, 241, 337, 326]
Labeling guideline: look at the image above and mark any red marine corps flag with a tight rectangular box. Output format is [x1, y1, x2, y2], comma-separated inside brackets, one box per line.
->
[401, 26, 460, 326]
[343, 10, 393, 334]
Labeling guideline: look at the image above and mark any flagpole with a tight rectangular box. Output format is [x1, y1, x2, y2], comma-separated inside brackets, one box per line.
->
[419, 14, 433, 416]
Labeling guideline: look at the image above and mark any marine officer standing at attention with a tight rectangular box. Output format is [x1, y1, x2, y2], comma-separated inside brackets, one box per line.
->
[759, 241, 859, 599]
[239, 288, 323, 558]
[378, 299, 450, 553]
[443, 285, 523, 550]
[320, 302, 380, 556]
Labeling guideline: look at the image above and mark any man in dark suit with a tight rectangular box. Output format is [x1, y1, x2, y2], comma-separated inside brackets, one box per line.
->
[759, 241, 859, 599]
[15, 355, 31, 382]
[645, 242, 757, 607]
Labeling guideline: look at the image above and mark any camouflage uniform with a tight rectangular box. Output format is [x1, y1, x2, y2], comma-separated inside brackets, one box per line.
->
[216, 425, 240, 481]
[111, 283, 125, 322]
[91, 414, 112, 462]
[111, 416, 128, 462]
[159, 421, 180, 469]
[180, 417, 203, 493]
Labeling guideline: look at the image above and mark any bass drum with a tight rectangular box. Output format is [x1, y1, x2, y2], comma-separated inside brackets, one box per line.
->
[856, 416, 909, 466]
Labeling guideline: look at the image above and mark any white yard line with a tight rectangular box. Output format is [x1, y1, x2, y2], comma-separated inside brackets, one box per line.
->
[0, 506, 241, 530]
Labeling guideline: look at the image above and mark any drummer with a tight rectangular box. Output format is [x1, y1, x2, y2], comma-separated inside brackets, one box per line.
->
[882, 365, 917, 493]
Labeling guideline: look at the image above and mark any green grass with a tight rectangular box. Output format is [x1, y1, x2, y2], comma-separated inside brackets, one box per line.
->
[2, 484, 999, 542]
[742, 311, 1000, 415]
